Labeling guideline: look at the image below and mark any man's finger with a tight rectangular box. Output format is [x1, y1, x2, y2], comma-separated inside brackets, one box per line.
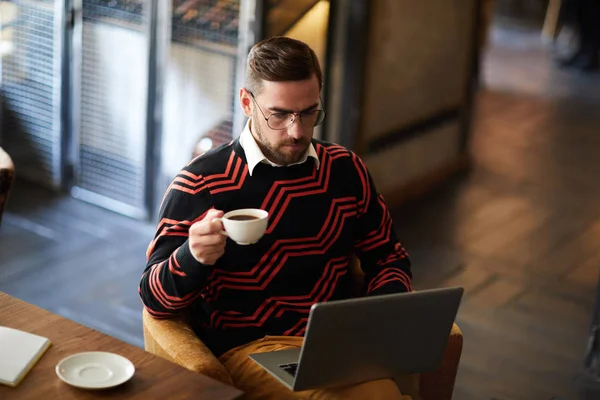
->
[194, 231, 227, 247]
[205, 208, 224, 220]
[190, 216, 224, 236]
[195, 219, 225, 236]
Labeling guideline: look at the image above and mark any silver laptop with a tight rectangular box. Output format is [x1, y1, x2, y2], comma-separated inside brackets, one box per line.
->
[249, 286, 463, 392]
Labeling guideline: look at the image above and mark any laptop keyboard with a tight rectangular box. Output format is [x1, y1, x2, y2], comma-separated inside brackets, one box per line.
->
[279, 362, 299, 377]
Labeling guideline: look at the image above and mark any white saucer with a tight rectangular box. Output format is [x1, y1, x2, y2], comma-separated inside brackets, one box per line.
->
[55, 352, 135, 389]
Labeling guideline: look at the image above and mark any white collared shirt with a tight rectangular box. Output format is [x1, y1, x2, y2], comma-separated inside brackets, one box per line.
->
[238, 119, 320, 176]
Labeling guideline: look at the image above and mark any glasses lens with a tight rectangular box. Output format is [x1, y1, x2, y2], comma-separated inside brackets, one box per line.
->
[266, 110, 326, 129]
[267, 113, 292, 130]
[297, 110, 326, 128]
[314, 110, 325, 127]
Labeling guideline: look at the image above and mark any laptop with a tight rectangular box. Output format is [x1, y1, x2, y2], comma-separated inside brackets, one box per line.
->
[249, 286, 463, 391]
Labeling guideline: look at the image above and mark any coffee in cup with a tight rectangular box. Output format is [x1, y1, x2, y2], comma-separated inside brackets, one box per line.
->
[228, 215, 260, 221]
[214, 208, 268, 245]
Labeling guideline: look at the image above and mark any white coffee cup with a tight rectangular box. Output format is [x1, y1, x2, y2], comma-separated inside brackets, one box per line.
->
[214, 208, 269, 245]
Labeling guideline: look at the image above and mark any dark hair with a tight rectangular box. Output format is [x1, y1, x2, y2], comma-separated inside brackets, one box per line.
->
[245, 36, 323, 94]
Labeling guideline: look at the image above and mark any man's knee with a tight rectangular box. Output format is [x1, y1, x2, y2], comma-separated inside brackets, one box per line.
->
[308, 378, 408, 400]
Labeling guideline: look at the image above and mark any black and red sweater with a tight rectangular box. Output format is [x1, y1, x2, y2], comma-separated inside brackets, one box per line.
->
[139, 139, 412, 357]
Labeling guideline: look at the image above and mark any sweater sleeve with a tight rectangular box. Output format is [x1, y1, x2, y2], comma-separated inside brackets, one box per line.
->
[138, 168, 216, 318]
[350, 153, 413, 296]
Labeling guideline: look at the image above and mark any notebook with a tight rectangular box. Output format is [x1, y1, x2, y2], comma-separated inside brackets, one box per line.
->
[0, 326, 52, 387]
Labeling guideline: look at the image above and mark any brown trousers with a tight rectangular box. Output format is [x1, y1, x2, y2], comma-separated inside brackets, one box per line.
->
[219, 336, 420, 400]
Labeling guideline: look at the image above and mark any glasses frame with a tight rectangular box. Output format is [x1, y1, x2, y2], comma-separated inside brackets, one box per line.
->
[247, 90, 326, 131]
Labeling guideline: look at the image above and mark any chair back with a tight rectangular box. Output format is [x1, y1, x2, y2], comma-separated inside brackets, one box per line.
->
[0, 147, 15, 227]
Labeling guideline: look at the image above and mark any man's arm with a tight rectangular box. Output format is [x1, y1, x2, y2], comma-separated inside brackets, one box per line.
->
[350, 153, 413, 296]
[138, 170, 222, 318]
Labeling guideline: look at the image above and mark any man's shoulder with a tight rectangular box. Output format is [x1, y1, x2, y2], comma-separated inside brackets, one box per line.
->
[183, 139, 241, 176]
[312, 139, 369, 171]
[312, 139, 355, 160]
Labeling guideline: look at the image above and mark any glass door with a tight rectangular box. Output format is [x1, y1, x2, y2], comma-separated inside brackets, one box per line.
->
[69, 0, 151, 219]
[0, 0, 65, 189]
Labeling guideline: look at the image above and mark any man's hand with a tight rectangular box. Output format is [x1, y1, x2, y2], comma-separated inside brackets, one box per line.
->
[188, 209, 227, 265]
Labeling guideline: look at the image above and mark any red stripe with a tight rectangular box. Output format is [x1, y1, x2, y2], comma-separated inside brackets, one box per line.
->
[144, 306, 175, 318]
[170, 152, 247, 197]
[148, 262, 172, 310]
[206, 157, 241, 188]
[260, 149, 325, 215]
[370, 272, 402, 292]
[146, 213, 208, 259]
[158, 171, 204, 209]
[260, 174, 316, 211]
[148, 261, 202, 309]
[367, 269, 412, 293]
[262, 148, 334, 234]
[211, 165, 248, 195]
[179, 170, 202, 180]
[354, 198, 393, 251]
[376, 248, 409, 267]
[205, 203, 356, 302]
[268, 158, 326, 207]
[369, 276, 411, 293]
[283, 318, 308, 336]
[170, 184, 208, 195]
[169, 252, 186, 277]
[352, 154, 370, 215]
[208, 197, 355, 279]
[215, 258, 348, 328]
[368, 268, 404, 288]
[204, 152, 236, 183]
[358, 218, 393, 252]
[173, 176, 204, 188]
[211, 200, 354, 285]
[265, 159, 334, 234]
[323, 144, 348, 156]
[224, 204, 354, 293]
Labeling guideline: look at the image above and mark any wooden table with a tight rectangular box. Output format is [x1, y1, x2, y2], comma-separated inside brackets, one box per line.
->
[0, 292, 243, 399]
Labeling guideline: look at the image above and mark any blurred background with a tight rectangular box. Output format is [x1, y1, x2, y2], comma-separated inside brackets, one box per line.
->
[1, 0, 600, 398]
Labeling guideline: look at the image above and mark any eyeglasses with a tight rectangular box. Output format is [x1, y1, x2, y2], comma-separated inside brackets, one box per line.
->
[248, 91, 326, 130]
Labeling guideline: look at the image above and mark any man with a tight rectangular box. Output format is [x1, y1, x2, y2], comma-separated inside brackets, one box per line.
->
[139, 36, 415, 399]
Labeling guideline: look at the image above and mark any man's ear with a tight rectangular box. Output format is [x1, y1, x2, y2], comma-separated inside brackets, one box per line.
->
[239, 88, 253, 118]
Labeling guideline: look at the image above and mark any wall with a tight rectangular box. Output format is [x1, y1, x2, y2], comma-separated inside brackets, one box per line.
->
[263, 0, 330, 140]
[284, 0, 329, 70]
[360, 0, 477, 200]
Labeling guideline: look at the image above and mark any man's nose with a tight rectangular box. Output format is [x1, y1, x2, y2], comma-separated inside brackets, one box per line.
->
[287, 116, 305, 140]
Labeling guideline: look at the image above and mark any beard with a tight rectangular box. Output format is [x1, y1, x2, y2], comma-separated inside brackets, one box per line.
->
[252, 111, 311, 166]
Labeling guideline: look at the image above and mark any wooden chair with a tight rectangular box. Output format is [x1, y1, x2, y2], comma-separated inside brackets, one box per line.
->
[0, 146, 15, 227]
[143, 260, 463, 400]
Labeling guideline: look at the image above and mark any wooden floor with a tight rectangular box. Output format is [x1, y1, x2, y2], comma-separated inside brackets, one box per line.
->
[0, 185, 155, 348]
[397, 88, 600, 399]
[2, 19, 600, 400]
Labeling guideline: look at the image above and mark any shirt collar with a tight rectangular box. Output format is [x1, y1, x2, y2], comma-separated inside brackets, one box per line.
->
[239, 119, 320, 176]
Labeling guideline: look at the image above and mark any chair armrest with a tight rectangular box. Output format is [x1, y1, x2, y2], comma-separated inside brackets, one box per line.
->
[0, 146, 15, 227]
[419, 323, 463, 400]
[142, 308, 234, 386]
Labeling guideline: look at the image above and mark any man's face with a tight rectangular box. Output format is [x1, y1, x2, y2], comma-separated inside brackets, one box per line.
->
[240, 76, 321, 166]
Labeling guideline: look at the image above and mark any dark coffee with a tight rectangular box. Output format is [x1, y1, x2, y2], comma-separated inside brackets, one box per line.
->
[228, 215, 259, 221]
